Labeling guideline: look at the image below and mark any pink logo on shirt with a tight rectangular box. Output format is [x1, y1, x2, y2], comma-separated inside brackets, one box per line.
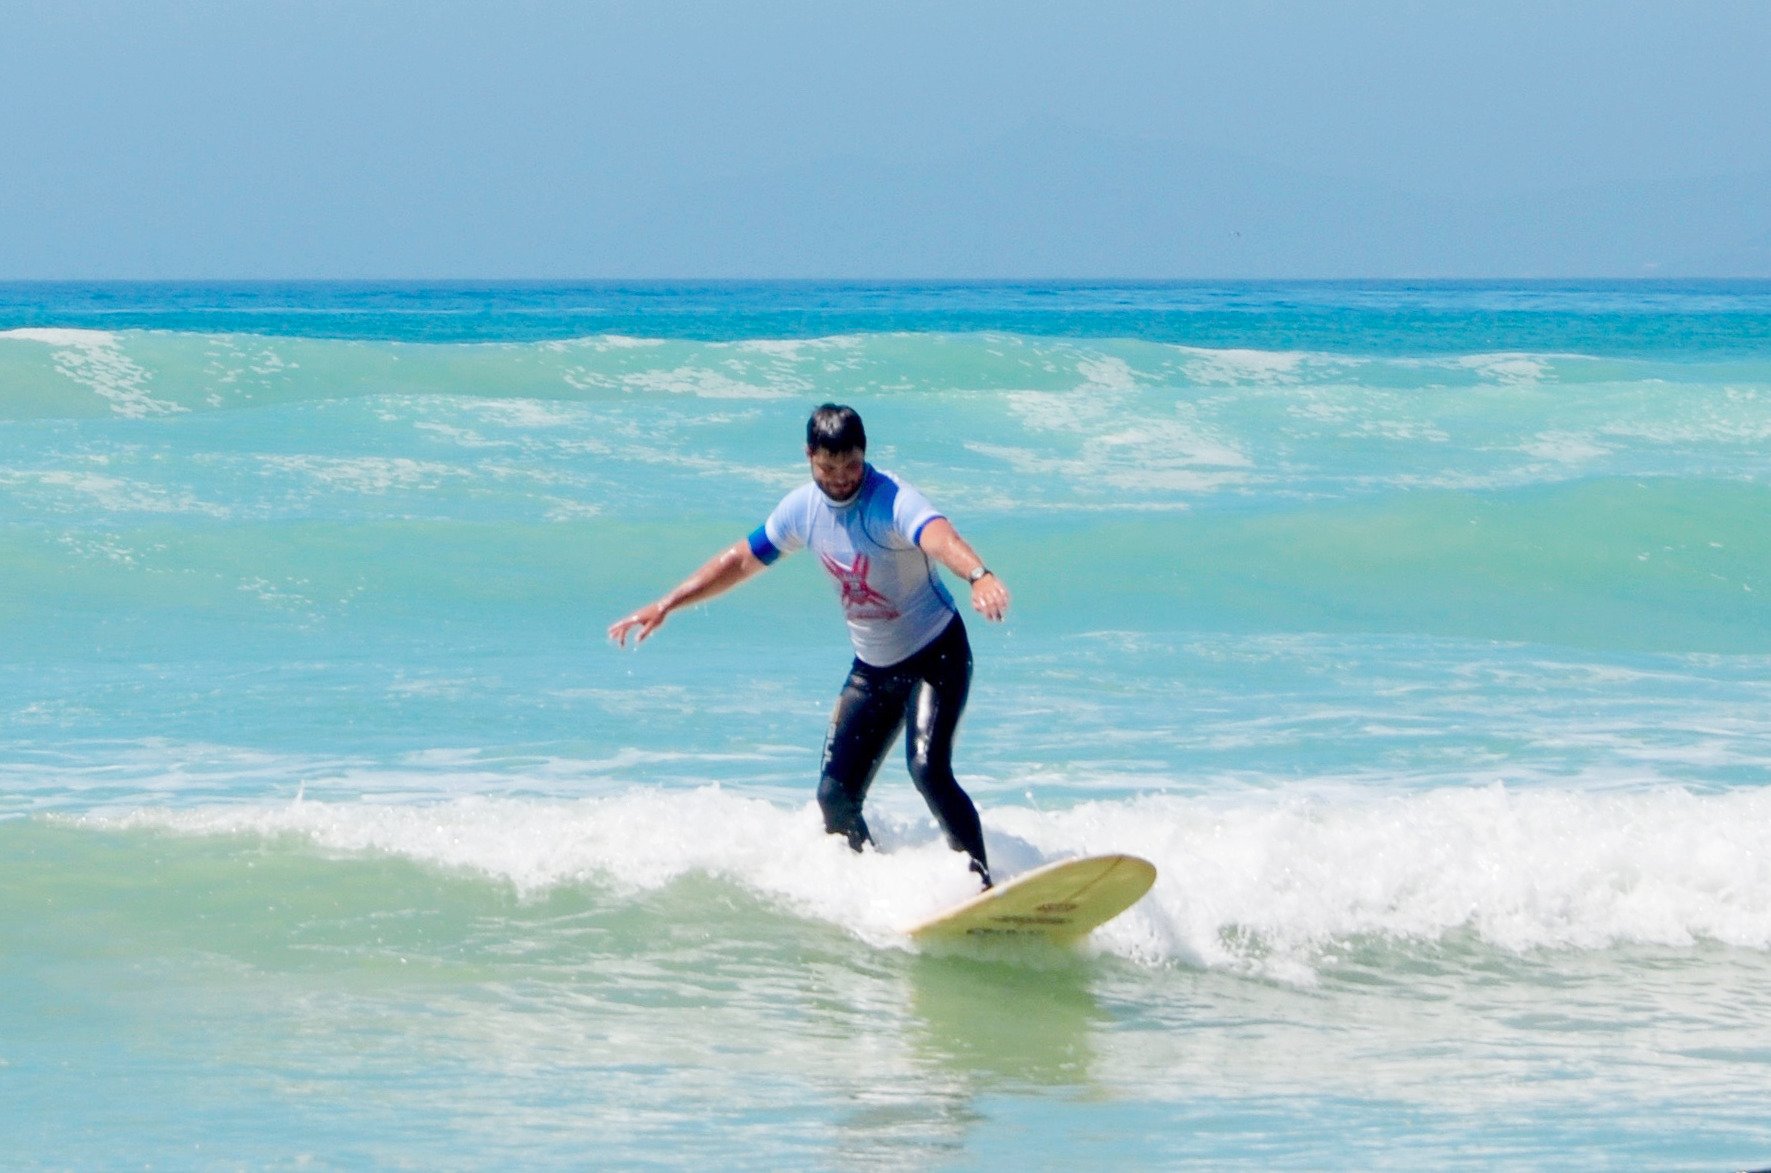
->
[819, 552, 901, 621]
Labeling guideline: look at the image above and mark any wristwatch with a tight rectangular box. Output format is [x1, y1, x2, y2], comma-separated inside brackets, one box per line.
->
[966, 566, 992, 585]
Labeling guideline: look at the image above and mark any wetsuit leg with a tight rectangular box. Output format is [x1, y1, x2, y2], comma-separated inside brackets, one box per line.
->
[903, 619, 990, 883]
[817, 661, 911, 851]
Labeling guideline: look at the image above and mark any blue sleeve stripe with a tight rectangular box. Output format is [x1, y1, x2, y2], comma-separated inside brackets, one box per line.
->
[911, 514, 946, 546]
[747, 525, 782, 565]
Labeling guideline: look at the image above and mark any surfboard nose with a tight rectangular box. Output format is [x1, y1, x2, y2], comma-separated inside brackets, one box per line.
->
[905, 854, 1158, 944]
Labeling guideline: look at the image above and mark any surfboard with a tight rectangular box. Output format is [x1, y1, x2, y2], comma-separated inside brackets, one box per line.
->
[905, 853, 1157, 944]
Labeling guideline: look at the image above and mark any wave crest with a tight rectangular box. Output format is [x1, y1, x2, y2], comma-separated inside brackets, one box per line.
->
[72, 783, 1771, 982]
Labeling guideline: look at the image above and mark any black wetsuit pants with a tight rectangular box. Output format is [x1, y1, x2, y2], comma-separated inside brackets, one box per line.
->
[817, 615, 989, 879]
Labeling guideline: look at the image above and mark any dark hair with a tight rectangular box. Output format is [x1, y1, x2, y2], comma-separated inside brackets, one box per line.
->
[806, 403, 866, 454]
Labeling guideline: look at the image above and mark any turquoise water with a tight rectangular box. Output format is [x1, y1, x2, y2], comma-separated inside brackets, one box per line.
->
[4, 282, 1771, 1168]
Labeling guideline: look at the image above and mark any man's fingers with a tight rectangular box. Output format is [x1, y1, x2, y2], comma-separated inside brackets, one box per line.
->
[610, 605, 666, 647]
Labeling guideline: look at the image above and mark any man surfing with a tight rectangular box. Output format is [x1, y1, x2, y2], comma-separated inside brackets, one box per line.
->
[607, 404, 1010, 888]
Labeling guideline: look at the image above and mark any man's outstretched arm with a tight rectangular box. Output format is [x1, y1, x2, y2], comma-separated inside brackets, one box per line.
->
[607, 539, 768, 647]
[917, 518, 1010, 622]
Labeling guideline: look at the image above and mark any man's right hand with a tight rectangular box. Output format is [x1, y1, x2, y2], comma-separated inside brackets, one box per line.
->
[608, 601, 669, 647]
[606, 539, 766, 649]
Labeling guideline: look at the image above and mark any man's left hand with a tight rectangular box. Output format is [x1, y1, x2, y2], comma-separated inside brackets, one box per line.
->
[970, 574, 1010, 622]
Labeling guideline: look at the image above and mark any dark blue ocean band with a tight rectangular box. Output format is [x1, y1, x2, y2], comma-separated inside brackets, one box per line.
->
[747, 525, 781, 565]
[911, 514, 946, 545]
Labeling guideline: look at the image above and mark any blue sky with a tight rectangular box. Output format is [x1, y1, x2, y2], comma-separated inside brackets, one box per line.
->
[3, 1, 1768, 279]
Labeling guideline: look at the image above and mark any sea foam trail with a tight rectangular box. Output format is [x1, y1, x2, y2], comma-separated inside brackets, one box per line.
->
[80, 784, 1771, 981]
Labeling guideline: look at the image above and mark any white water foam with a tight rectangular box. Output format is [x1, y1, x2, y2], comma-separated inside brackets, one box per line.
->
[989, 370, 1254, 498]
[1518, 430, 1614, 464]
[539, 335, 665, 352]
[1, 328, 185, 418]
[90, 791, 986, 946]
[2, 328, 119, 346]
[564, 365, 800, 400]
[733, 336, 863, 358]
[1451, 352, 1551, 386]
[1, 468, 230, 517]
[1066, 785, 1771, 980]
[254, 454, 461, 495]
[83, 783, 1771, 981]
[1174, 345, 1311, 386]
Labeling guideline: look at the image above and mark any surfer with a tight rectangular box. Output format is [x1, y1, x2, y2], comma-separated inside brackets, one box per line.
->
[608, 404, 1010, 888]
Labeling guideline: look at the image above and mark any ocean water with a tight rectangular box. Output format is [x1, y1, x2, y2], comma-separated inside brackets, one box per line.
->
[4, 281, 1770, 1169]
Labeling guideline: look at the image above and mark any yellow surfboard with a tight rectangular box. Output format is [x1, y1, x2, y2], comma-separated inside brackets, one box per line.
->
[906, 853, 1157, 944]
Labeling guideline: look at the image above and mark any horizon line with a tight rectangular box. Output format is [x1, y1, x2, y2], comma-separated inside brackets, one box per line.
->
[6, 274, 1771, 286]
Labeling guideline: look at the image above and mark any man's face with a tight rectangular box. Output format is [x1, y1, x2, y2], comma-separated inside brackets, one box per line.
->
[808, 447, 865, 503]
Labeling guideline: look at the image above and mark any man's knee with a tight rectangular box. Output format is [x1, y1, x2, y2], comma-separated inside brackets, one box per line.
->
[906, 741, 955, 800]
